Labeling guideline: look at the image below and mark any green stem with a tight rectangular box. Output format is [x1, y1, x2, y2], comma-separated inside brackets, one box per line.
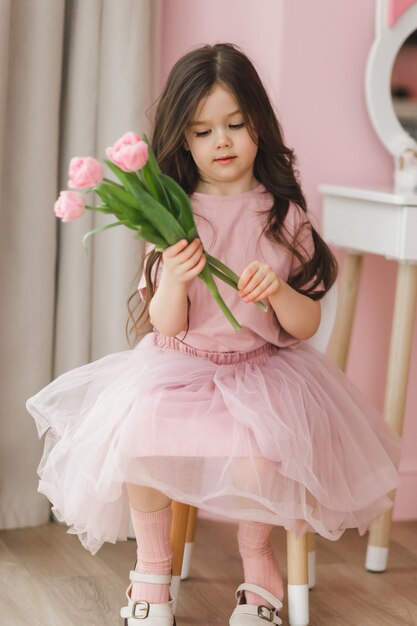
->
[198, 265, 242, 332]
[207, 262, 237, 289]
[205, 253, 239, 282]
[207, 260, 268, 313]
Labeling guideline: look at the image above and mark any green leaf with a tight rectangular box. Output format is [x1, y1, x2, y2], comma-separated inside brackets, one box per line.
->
[157, 176, 180, 221]
[95, 185, 139, 224]
[104, 160, 149, 196]
[102, 177, 187, 244]
[141, 165, 174, 216]
[98, 181, 141, 210]
[113, 136, 175, 216]
[140, 135, 178, 214]
[142, 134, 162, 176]
[135, 224, 167, 248]
[159, 174, 197, 239]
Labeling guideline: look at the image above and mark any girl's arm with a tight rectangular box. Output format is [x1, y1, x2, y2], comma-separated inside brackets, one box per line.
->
[148, 238, 206, 336]
[267, 280, 321, 340]
[237, 261, 321, 341]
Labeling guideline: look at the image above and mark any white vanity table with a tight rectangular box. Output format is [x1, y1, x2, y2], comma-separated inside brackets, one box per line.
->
[318, 0, 417, 582]
[319, 184, 417, 571]
[321, 185, 417, 261]
[320, 183, 417, 380]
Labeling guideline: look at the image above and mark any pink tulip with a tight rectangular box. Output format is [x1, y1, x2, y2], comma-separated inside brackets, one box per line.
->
[68, 156, 104, 189]
[106, 131, 149, 172]
[54, 191, 85, 222]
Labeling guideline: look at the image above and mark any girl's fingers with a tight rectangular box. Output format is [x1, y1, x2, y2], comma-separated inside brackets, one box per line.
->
[162, 238, 205, 283]
[239, 266, 266, 296]
[181, 251, 206, 280]
[242, 275, 270, 301]
[178, 247, 204, 273]
[164, 237, 201, 259]
[237, 262, 259, 290]
[175, 238, 202, 263]
[164, 239, 188, 258]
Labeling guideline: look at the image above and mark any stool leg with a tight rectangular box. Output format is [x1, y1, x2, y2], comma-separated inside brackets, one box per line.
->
[170, 501, 190, 614]
[180, 506, 198, 580]
[366, 262, 417, 572]
[307, 533, 316, 590]
[287, 531, 309, 626]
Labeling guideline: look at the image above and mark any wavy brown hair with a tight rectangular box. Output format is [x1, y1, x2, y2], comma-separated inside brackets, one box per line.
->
[127, 43, 337, 343]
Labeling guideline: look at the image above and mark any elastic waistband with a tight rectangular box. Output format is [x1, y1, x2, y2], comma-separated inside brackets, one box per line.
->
[154, 334, 278, 365]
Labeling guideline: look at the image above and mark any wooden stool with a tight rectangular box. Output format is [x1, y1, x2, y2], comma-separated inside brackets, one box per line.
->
[168, 287, 338, 625]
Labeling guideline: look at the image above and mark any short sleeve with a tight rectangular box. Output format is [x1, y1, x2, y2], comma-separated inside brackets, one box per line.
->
[138, 243, 162, 302]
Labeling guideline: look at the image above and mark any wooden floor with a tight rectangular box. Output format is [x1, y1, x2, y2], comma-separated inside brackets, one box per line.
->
[1, 518, 416, 625]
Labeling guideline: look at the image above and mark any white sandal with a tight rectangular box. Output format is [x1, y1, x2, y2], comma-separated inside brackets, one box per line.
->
[120, 571, 176, 625]
[229, 583, 283, 625]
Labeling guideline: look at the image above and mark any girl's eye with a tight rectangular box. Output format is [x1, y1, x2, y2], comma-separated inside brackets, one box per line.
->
[194, 123, 245, 138]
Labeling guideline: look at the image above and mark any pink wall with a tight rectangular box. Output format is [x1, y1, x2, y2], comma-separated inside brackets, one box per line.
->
[160, 0, 417, 520]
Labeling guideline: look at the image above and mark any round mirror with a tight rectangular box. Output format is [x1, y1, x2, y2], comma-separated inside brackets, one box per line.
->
[365, 0, 417, 157]
[391, 29, 417, 143]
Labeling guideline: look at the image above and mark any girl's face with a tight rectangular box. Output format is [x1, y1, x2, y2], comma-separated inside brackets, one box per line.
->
[184, 83, 259, 195]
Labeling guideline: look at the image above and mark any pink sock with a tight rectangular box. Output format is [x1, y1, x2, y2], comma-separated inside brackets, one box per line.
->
[129, 503, 173, 604]
[237, 520, 284, 606]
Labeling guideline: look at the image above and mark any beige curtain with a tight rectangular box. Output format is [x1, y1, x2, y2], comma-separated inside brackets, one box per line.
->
[0, 0, 161, 530]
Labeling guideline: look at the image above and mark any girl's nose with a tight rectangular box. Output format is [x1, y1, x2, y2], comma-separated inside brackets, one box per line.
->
[215, 129, 231, 148]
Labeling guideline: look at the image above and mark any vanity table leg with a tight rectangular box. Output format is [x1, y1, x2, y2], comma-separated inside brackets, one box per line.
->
[365, 262, 417, 572]
[329, 251, 363, 371]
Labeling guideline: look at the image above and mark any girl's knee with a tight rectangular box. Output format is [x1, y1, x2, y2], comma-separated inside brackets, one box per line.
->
[127, 483, 172, 512]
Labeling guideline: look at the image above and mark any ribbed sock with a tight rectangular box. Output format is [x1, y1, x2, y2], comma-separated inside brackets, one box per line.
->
[237, 520, 284, 606]
[129, 503, 173, 603]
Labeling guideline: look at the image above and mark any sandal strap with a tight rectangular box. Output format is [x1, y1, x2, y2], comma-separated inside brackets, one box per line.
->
[120, 599, 174, 620]
[235, 583, 283, 611]
[231, 604, 282, 625]
[121, 582, 174, 621]
[129, 570, 172, 584]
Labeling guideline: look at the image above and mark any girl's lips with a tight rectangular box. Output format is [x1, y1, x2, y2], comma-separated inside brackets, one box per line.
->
[215, 156, 236, 165]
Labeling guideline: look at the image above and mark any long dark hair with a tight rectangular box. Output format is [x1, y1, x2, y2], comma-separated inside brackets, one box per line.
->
[127, 43, 337, 342]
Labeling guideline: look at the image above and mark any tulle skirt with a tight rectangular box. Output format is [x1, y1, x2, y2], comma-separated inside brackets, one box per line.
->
[26, 332, 401, 555]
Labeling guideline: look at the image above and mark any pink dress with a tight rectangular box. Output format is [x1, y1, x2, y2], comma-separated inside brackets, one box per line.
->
[26, 184, 401, 556]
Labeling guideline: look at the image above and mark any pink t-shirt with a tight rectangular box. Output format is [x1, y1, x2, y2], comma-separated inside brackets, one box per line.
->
[138, 183, 319, 352]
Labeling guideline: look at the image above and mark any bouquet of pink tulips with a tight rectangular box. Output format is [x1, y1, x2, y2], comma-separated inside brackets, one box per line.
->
[54, 132, 266, 332]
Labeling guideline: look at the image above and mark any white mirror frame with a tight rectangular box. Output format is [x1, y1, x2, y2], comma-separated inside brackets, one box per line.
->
[366, 0, 417, 157]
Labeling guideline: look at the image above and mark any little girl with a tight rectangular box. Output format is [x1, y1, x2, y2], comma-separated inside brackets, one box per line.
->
[27, 43, 401, 625]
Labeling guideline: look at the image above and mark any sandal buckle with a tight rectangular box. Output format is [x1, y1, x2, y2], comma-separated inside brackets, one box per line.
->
[131, 600, 150, 619]
[257, 605, 275, 622]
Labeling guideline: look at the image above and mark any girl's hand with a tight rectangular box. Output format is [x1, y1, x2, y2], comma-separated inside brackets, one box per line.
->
[238, 261, 280, 303]
[162, 238, 206, 283]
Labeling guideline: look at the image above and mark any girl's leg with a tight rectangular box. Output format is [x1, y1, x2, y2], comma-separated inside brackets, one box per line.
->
[127, 483, 172, 512]
[237, 520, 284, 606]
[126, 483, 173, 603]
